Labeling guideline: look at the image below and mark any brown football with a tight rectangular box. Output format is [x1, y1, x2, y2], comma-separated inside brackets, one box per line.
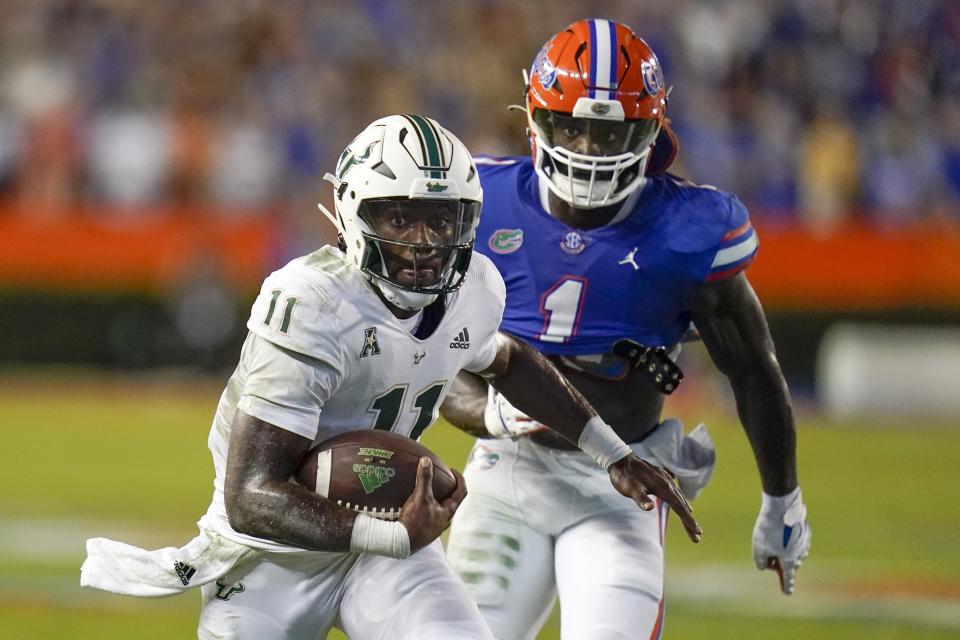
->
[295, 430, 458, 520]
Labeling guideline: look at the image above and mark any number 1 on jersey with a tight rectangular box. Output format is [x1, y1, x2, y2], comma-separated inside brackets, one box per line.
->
[538, 276, 588, 343]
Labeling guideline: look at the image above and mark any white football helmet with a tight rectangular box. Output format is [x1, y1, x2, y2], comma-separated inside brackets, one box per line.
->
[319, 115, 483, 311]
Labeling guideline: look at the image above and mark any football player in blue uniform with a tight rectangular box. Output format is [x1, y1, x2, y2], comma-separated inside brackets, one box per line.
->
[441, 19, 811, 640]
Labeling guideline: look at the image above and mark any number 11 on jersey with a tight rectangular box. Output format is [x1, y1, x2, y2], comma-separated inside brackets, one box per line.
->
[264, 288, 299, 334]
[538, 276, 588, 343]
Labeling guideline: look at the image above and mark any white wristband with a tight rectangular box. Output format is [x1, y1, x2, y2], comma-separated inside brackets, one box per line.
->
[350, 514, 411, 558]
[578, 416, 632, 470]
[759, 487, 805, 523]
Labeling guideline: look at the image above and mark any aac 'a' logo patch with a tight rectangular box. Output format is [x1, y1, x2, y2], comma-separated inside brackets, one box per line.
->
[488, 228, 524, 254]
[360, 327, 381, 358]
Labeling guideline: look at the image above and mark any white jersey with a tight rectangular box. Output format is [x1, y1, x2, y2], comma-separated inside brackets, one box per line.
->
[202, 245, 506, 550]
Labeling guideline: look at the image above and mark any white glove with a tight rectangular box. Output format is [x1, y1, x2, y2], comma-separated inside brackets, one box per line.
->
[483, 388, 548, 438]
[752, 487, 811, 595]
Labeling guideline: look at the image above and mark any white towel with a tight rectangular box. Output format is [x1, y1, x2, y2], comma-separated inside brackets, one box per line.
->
[633, 418, 716, 500]
[80, 526, 257, 597]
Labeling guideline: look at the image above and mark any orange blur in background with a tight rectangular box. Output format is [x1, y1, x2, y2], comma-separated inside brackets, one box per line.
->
[1, 210, 957, 310]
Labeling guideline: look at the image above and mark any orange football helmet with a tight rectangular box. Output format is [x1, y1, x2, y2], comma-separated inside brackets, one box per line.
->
[526, 19, 676, 209]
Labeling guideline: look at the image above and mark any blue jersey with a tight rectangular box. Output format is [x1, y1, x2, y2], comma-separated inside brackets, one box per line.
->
[473, 156, 758, 357]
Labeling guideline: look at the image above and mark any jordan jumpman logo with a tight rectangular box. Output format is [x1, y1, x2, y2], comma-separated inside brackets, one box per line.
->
[619, 247, 640, 270]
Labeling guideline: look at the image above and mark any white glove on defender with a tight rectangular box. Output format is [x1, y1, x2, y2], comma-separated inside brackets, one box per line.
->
[752, 487, 811, 595]
[483, 387, 547, 438]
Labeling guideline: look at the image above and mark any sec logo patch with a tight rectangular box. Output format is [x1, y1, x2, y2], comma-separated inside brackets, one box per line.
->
[560, 231, 587, 255]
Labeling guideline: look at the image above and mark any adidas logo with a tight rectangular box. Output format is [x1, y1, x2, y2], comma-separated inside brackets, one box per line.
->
[449, 327, 471, 349]
[174, 560, 197, 586]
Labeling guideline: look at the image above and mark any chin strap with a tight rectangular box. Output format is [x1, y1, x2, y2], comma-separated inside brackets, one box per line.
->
[317, 173, 349, 252]
[373, 278, 438, 312]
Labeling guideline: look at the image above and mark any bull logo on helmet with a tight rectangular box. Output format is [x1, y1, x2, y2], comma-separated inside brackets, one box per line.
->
[336, 140, 378, 180]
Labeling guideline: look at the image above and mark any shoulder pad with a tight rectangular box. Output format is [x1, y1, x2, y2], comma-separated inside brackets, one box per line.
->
[706, 200, 758, 281]
[475, 156, 526, 180]
[246, 249, 351, 366]
[473, 155, 521, 166]
[659, 177, 750, 255]
[456, 251, 506, 321]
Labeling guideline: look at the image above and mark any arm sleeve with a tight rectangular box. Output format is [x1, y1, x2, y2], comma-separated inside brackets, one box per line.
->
[236, 334, 340, 440]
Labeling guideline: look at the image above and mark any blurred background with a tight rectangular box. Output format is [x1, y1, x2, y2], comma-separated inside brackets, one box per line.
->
[0, 1, 958, 638]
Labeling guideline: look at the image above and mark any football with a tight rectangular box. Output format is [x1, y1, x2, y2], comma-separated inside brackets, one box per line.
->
[296, 430, 458, 520]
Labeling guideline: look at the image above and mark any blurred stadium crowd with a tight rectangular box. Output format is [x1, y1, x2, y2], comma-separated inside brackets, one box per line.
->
[0, 0, 957, 228]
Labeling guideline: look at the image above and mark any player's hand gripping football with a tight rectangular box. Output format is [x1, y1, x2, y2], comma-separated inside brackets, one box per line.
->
[752, 488, 811, 595]
[399, 457, 468, 554]
[608, 454, 702, 543]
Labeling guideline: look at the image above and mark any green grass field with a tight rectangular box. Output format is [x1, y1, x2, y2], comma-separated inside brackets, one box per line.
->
[1, 369, 958, 639]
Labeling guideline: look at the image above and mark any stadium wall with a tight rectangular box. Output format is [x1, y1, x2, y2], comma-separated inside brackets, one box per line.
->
[2, 210, 959, 387]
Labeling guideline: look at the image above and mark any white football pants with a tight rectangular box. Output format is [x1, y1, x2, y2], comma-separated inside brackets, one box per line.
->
[198, 539, 493, 640]
[447, 437, 670, 640]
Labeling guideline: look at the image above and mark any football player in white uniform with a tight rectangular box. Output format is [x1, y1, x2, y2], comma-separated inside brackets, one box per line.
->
[81, 115, 700, 640]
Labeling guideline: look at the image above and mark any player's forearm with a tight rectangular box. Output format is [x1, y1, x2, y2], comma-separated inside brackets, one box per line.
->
[439, 371, 492, 437]
[693, 275, 799, 495]
[225, 477, 357, 551]
[730, 356, 798, 495]
[224, 411, 359, 552]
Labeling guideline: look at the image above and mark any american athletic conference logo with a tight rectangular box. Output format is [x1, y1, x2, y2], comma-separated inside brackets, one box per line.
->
[360, 327, 381, 358]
